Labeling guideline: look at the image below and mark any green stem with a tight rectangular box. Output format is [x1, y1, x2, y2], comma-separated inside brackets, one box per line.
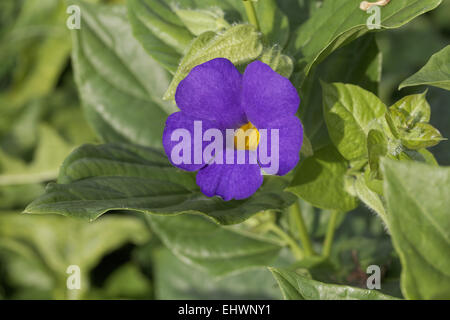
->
[269, 224, 304, 260]
[243, 0, 260, 31]
[322, 210, 340, 258]
[289, 201, 316, 257]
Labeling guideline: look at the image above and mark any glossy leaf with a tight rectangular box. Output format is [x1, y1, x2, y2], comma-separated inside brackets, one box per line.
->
[71, 1, 176, 148]
[299, 34, 382, 151]
[389, 92, 431, 125]
[400, 45, 450, 90]
[322, 82, 387, 160]
[290, 0, 442, 83]
[382, 159, 450, 299]
[387, 92, 444, 151]
[287, 145, 358, 212]
[400, 123, 444, 150]
[25, 143, 296, 225]
[397, 148, 439, 165]
[269, 268, 399, 300]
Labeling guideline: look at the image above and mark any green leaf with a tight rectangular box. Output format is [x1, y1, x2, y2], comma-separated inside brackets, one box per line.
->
[416, 149, 439, 166]
[390, 92, 431, 125]
[25, 143, 295, 225]
[0, 103, 41, 157]
[400, 123, 444, 150]
[398, 148, 440, 165]
[0, 184, 45, 210]
[276, 0, 318, 32]
[148, 214, 282, 277]
[0, 212, 149, 299]
[299, 34, 382, 151]
[256, 0, 290, 47]
[387, 92, 445, 150]
[71, 1, 176, 148]
[152, 247, 282, 299]
[269, 268, 399, 300]
[127, 0, 246, 72]
[163, 24, 263, 100]
[0, 214, 149, 274]
[1, 0, 71, 108]
[287, 145, 358, 212]
[0, 125, 73, 186]
[300, 134, 314, 158]
[367, 129, 388, 178]
[385, 112, 401, 139]
[172, 0, 245, 20]
[99, 263, 152, 299]
[126, 0, 194, 73]
[346, 173, 387, 224]
[171, 5, 230, 36]
[290, 0, 442, 83]
[432, 0, 450, 30]
[259, 46, 294, 78]
[382, 159, 450, 299]
[400, 45, 450, 90]
[322, 82, 387, 161]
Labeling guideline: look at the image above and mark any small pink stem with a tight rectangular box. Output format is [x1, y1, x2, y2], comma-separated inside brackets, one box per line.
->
[360, 0, 390, 11]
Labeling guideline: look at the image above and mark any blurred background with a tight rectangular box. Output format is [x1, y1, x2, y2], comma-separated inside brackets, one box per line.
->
[0, 0, 448, 299]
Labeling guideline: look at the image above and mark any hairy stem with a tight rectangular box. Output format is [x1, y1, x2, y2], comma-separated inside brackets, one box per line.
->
[289, 201, 316, 257]
[243, 0, 260, 31]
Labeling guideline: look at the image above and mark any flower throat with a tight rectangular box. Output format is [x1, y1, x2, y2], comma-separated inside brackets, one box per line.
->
[234, 122, 260, 151]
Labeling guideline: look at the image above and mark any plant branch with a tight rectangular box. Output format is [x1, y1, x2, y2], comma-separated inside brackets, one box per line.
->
[268, 224, 304, 260]
[289, 201, 316, 257]
[243, 0, 260, 31]
[322, 210, 340, 258]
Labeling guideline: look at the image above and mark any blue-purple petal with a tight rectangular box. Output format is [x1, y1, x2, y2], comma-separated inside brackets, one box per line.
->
[162, 111, 221, 171]
[258, 115, 303, 176]
[242, 61, 300, 128]
[175, 58, 246, 129]
[164, 58, 304, 200]
[196, 150, 263, 201]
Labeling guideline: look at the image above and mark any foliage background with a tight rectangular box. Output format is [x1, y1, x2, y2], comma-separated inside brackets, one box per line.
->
[0, 0, 448, 299]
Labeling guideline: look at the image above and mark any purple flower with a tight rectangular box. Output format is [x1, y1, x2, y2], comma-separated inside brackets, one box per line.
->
[163, 58, 303, 201]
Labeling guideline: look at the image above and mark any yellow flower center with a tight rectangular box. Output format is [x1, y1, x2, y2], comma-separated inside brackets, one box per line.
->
[234, 122, 260, 151]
